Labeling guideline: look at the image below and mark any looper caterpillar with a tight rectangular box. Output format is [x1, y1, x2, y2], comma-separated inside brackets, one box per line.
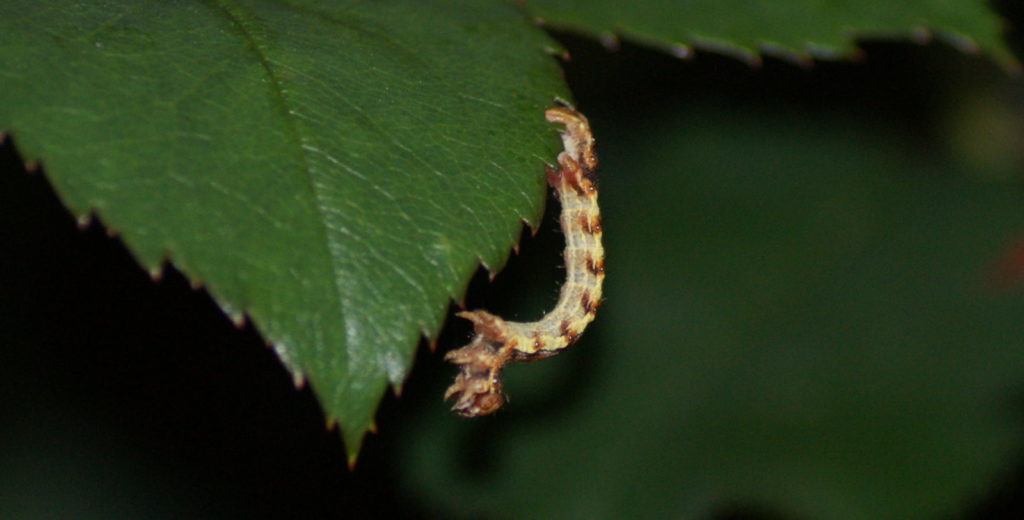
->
[444, 104, 604, 417]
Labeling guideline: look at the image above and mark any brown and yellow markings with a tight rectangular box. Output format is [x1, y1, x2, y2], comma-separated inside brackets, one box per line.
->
[444, 103, 605, 417]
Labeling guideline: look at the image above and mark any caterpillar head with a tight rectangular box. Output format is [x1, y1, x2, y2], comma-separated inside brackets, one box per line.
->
[444, 336, 507, 416]
[444, 310, 511, 417]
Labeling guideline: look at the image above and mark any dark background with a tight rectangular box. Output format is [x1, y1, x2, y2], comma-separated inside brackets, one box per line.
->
[4, 3, 1024, 518]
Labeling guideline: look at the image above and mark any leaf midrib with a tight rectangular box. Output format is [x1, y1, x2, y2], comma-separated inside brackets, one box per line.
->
[210, 0, 348, 379]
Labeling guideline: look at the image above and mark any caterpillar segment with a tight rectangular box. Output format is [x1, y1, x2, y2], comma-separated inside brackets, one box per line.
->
[444, 105, 604, 417]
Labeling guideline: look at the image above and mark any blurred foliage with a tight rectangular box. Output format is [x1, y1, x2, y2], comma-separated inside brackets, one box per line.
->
[394, 33, 1024, 520]
[400, 95, 1024, 520]
[527, 0, 1013, 67]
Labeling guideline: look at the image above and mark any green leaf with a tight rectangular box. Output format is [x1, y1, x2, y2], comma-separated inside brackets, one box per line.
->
[526, 0, 1015, 67]
[399, 108, 1024, 518]
[0, 0, 569, 456]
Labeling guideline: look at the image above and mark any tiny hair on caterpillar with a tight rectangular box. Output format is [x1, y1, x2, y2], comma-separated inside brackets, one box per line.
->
[444, 102, 604, 417]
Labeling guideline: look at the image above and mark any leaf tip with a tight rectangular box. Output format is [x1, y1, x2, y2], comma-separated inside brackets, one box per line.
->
[759, 42, 813, 68]
[669, 43, 693, 60]
[844, 46, 867, 63]
[229, 311, 247, 329]
[76, 212, 94, 231]
[473, 254, 501, 282]
[451, 293, 467, 310]
[340, 422, 372, 466]
[910, 26, 933, 46]
[267, 341, 305, 388]
[599, 32, 620, 51]
[522, 215, 541, 238]
[24, 159, 41, 174]
[689, 37, 758, 66]
[544, 44, 571, 61]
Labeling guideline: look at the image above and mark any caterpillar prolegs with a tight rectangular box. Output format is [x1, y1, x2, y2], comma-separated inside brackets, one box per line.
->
[444, 105, 604, 417]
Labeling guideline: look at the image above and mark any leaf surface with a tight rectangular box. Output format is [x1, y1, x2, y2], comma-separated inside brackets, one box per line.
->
[0, 0, 569, 455]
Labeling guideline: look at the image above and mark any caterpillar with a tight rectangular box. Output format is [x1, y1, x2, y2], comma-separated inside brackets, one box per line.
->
[444, 104, 604, 417]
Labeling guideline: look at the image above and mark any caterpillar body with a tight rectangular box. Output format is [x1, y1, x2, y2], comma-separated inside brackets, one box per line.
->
[444, 105, 604, 417]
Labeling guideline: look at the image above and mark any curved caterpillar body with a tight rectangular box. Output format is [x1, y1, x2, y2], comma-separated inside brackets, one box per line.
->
[444, 105, 604, 417]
